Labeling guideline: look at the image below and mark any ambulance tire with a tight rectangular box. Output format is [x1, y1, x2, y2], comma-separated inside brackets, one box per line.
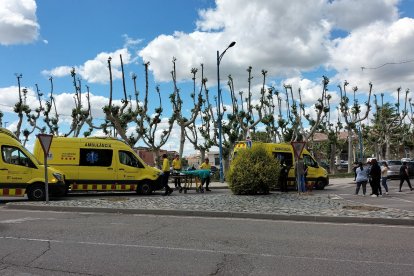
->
[314, 179, 326, 190]
[137, 182, 152, 195]
[27, 184, 46, 201]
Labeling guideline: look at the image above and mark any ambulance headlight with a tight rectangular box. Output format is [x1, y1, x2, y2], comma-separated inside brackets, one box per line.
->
[53, 173, 63, 181]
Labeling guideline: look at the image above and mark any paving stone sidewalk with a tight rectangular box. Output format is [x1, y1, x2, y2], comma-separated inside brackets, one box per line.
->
[5, 191, 414, 224]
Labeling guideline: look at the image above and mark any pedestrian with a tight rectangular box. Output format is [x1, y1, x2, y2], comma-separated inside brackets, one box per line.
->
[355, 162, 368, 196]
[369, 159, 381, 197]
[399, 161, 413, 192]
[296, 158, 306, 193]
[172, 154, 182, 189]
[381, 161, 389, 195]
[279, 161, 289, 192]
[352, 162, 358, 181]
[366, 160, 373, 195]
[200, 158, 211, 191]
[304, 163, 312, 193]
[161, 153, 173, 196]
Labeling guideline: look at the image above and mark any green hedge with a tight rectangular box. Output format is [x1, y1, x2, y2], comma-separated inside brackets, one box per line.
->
[227, 144, 280, 195]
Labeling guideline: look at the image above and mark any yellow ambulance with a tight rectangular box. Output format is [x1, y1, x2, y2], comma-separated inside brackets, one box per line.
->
[233, 141, 329, 189]
[33, 137, 163, 195]
[0, 128, 66, 200]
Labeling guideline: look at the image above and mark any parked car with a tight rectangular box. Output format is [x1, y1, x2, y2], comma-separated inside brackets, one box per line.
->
[335, 160, 348, 169]
[319, 161, 330, 171]
[381, 160, 402, 179]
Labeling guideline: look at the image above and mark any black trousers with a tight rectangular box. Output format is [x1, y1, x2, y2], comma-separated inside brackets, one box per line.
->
[162, 171, 171, 192]
[355, 181, 367, 195]
[201, 176, 210, 189]
[279, 177, 288, 192]
[173, 171, 181, 187]
[399, 176, 413, 191]
[371, 177, 381, 196]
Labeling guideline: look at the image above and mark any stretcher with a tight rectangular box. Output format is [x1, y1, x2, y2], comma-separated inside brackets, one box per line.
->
[171, 170, 210, 193]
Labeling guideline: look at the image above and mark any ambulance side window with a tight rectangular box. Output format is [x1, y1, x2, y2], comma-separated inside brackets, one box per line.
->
[273, 152, 293, 166]
[79, 149, 113, 167]
[1, 146, 33, 167]
[303, 154, 318, 168]
[119, 151, 144, 168]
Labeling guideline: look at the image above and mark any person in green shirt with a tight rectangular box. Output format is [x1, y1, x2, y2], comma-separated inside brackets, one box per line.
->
[172, 154, 182, 188]
[161, 153, 173, 196]
[200, 158, 211, 191]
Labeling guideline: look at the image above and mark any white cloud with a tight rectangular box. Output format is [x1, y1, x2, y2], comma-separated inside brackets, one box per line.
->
[138, 0, 413, 107]
[42, 66, 73, 78]
[329, 17, 414, 94]
[43, 48, 132, 84]
[326, 0, 399, 31]
[0, 86, 20, 112]
[139, 0, 333, 85]
[122, 34, 143, 48]
[0, 0, 39, 45]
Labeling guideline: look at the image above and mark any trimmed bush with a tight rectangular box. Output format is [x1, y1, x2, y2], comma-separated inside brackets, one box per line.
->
[227, 144, 280, 195]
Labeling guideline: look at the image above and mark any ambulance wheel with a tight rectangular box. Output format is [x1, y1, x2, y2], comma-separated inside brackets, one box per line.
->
[27, 184, 46, 201]
[138, 183, 152, 195]
[314, 179, 326, 190]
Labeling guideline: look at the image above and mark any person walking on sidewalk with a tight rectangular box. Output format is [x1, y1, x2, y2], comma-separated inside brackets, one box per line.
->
[381, 161, 390, 195]
[296, 158, 306, 193]
[161, 154, 173, 196]
[355, 162, 368, 196]
[279, 161, 289, 192]
[399, 161, 413, 192]
[369, 159, 381, 197]
[172, 154, 182, 189]
[352, 162, 358, 181]
[366, 160, 373, 195]
[200, 158, 211, 191]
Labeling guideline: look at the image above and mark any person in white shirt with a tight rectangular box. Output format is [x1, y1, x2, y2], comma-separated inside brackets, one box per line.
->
[381, 161, 389, 195]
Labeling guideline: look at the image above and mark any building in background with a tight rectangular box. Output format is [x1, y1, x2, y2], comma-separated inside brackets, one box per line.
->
[186, 153, 201, 169]
[134, 147, 178, 167]
[186, 151, 219, 169]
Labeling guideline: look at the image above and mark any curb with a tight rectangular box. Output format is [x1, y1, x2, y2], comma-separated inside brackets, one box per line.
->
[6, 203, 414, 226]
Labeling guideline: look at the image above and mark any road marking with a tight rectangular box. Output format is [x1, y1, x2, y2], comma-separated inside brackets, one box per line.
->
[130, 214, 414, 229]
[0, 217, 56, 224]
[1, 236, 413, 267]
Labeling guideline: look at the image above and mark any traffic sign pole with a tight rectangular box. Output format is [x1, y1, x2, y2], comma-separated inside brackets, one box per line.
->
[37, 134, 53, 203]
[291, 141, 306, 193]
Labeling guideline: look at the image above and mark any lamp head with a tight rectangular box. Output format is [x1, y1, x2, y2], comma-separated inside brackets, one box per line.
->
[229, 41, 236, 47]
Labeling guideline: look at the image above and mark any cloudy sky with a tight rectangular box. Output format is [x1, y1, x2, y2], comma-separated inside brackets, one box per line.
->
[1, 0, 414, 154]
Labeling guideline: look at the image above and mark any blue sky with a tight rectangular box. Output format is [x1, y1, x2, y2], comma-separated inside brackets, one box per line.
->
[1, 0, 414, 154]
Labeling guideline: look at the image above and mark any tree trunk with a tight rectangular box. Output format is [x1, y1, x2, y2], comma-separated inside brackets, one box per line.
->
[200, 149, 206, 165]
[153, 148, 161, 169]
[385, 134, 391, 160]
[347, 129, 353, 173]
[329, 143, 336, 174]
[223, 156, 230, 180]
[179, 125, 185, 158]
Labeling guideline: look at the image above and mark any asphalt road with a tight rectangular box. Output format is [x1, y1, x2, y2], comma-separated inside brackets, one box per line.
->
[0, 208, 413, 275]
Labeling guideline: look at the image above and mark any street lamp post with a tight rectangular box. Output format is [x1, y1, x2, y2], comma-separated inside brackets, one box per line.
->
[217, 41, 236, 183]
